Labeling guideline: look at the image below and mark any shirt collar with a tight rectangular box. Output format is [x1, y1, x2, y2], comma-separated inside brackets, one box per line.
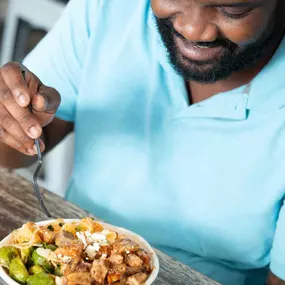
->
[247, 36, 285, 111]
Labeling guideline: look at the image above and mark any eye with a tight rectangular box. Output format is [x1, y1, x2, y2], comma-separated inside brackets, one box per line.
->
[217, 6, 252, 19]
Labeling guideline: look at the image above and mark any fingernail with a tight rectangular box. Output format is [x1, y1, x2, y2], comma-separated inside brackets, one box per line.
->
[34, 95, 46, 110]
[39, 139, 45, 151]
[33, 144, 38, 154]
[18, 95, 27, 105]
[29, 126, 41, 138]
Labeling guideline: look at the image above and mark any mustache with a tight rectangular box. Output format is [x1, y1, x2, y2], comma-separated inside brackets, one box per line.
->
[155, 16, 237, 50]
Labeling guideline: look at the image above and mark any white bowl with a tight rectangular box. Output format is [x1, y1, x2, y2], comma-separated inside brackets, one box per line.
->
[0, 219, 159, 285]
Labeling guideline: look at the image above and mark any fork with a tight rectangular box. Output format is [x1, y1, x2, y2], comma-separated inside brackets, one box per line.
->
[22, 70, 52, 218]
[28, 105, 52, 218]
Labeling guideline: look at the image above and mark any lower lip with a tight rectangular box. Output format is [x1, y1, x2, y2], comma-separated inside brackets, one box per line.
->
[175, 36, 224, 62]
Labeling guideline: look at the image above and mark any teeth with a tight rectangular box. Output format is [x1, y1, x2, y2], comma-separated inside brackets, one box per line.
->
[194, 45, 209, 49]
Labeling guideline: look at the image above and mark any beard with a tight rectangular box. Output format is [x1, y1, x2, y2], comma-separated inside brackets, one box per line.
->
[154, 9, 282, 84]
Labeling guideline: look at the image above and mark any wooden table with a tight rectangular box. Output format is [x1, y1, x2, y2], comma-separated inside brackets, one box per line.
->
[0, 168, 219, 285]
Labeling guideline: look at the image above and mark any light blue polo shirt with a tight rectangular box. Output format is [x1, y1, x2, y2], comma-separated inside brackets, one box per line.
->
[24, 0, 285, 284]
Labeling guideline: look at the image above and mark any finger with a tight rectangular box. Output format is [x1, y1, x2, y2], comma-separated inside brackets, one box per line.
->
[31, 85, 61, 113]
[1, 62, 36, 107]
[0, 125, 33, 155]
[0, 104, 35, 150]
[0, 75, 42, 139]
[32, 138, 45, 154]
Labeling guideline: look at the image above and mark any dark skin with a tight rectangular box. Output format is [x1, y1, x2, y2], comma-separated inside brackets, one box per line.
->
[151, 0, 285, 284]
[0, 0, 283, 283]
[152, 0, 281, 102]
[0, 62, 72, 168]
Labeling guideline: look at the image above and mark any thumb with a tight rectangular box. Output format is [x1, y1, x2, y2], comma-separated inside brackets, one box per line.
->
[31, 85, 61, 114]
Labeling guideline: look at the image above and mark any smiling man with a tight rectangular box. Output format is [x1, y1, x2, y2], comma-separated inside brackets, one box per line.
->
[0, 0, 285, 284]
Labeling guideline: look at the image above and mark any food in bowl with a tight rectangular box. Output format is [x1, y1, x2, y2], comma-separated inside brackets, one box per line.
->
[0, 218, 158, 285]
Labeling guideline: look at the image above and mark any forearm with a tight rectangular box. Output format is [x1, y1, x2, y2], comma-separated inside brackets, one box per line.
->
[267, 271, 285, 285]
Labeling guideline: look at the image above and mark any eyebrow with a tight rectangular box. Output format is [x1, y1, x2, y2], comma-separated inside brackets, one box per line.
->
[203, 0, 266, 8]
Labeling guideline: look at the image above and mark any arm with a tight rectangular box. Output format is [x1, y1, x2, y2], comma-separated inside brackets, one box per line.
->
[0, 0, 95, 168]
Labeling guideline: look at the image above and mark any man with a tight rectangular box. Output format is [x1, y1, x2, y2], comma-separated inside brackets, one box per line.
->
[0, 0, 284, 284]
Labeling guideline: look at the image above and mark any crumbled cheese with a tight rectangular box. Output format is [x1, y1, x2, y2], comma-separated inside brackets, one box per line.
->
[85, 231, 94, 243]
[55, 276, 65, 285]
[76, 232, 87, 248]
[76, 231, 107, 247]
[36, 248, 52, 259]
[55, 253, 72, 264]
[36, 248, 58, 263]
[91, 233, 107, 242]
[101, 229, 111, 236]
[101, 254, 107, 258]
[62, 256, 72, 263]
[126, 250, 130, 254]
[93, 242, 101, 251]
[85, 243, 100, 259]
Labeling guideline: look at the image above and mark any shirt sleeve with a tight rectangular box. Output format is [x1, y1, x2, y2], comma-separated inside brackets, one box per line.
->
[270, 202, 285, 280]
[23, 0, 97, 122]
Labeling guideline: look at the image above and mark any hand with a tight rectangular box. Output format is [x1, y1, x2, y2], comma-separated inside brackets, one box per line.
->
[0, 62, 60, 155]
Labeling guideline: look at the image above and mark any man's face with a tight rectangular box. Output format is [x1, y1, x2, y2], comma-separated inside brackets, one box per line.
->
[151, 0, 282, 83]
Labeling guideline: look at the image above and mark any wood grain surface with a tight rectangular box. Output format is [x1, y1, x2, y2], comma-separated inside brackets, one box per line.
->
[0, 168, 220, 285]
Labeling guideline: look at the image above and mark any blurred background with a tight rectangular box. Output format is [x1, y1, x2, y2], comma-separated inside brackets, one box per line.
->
[0, 0, 72, 197]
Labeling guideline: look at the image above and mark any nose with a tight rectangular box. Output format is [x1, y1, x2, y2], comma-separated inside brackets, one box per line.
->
[173, 10, 218, 43]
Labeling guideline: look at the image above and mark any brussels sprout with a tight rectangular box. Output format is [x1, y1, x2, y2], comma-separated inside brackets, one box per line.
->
[75, 225, 84, 232]
[29, 265, 44, 275]
[45, 245, 57, 252]
[27, 272, 55, 285]
[20, 247, 32, 264]
[47, 225, 54, 232]
[41, 243, 57, 251]
[9, 256, 29, 283]
[0, 246, 18, 268]
[54, 265, 62, 277]
[31, 250, 53, 273]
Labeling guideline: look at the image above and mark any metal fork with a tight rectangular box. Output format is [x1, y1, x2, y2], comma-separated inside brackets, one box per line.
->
[22, 70, 52, 218]
[28, 105, 52, 218]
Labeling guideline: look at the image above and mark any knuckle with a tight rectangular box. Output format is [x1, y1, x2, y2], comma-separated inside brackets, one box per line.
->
[10, 140, 24, 152]
[11, 83, 25, 93]
[18, 146, 27, 153]
[16, 143, 24, 151]
[18, 112, 32, 124]
[49, 87, 61, 103]
[54, 88, 61, 101]
[18, 134, 30, 144]
[1, 62, 19, 73]
[0, 88, 11, 102]
[0, 113, 12, 126]
[0, 126, 5, 138]
[49, 86, 58, 93]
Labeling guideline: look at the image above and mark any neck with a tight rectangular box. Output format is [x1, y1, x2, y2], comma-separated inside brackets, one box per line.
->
[188, 38, 283, 105]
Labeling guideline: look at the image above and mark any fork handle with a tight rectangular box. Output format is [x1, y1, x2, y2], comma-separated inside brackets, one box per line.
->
[22, 70, 52, 218]
[28, 105, 42, 161]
